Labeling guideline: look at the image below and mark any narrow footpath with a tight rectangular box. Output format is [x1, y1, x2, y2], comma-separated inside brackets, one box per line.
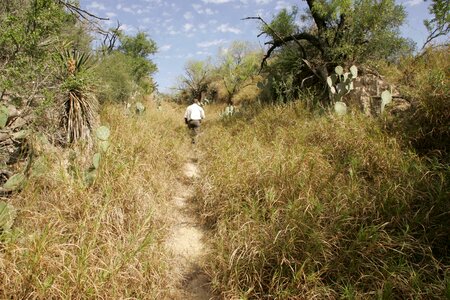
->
[164, 152, 214, 299]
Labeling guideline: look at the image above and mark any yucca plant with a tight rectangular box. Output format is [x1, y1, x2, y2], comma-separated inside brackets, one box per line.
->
[57, 47, 98, 144]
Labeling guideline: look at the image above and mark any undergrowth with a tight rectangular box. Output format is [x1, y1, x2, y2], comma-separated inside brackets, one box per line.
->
[196, 102, 449, 299]
[0, 101, 189, 298]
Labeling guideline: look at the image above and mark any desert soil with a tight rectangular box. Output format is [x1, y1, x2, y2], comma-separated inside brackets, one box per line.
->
[164, 153, 214, 299]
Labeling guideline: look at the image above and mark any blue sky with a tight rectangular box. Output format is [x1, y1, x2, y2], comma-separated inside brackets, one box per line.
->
[79, 0, 433, 93]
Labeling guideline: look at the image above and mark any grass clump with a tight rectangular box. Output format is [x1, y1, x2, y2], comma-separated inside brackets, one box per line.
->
[196, 102, 449, 299]
[0, 101, 189, 298]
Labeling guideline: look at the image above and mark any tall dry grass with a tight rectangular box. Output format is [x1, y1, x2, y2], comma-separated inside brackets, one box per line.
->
[195, 102, 449, 299]
[0, 101, 190, 298]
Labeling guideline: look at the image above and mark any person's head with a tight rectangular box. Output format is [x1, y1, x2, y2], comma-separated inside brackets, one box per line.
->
[192, 98, 200, 104]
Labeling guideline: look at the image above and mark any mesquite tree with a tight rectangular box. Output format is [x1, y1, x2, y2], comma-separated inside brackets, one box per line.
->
[246, 0, 413, 102]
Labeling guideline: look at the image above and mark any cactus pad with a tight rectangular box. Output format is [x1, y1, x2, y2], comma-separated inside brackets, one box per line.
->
[3, 173, 26, 191]
[335, 66, 344, 76]
[96, 126, 110, 141]
[334, 101, 347, 116]
[93, 153, 101, 169]
[0, 201, 16, 231]
[0, 105, 8, 129]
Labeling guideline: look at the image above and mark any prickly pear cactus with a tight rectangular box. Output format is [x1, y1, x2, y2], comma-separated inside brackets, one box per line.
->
[334, 101, 347, 116]
[327, 65, 358, 106]
[96, 126, 110, 141]
[3, 173, 26, 191]
[0, 201, 16, 232]
[93, 153, 101, 169]
[220, 105, 237, 118]
[135, 102, 145, 114]
[99, 140, 109, 152]
[381, 90, 392, 113]
[0, 105, 8, 129]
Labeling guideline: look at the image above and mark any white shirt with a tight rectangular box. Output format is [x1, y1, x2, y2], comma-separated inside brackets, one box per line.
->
[184, 103, 205, 121]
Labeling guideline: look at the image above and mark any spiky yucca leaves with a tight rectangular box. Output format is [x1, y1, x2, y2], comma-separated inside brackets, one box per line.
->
[58, 49, 98, 144]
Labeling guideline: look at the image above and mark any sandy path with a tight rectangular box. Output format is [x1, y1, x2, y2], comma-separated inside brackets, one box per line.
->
[164, 157, 214, 299]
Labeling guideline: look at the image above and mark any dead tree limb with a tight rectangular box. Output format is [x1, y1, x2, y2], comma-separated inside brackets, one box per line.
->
[243, 16, 324, 72]
[55, 0, 109, 21]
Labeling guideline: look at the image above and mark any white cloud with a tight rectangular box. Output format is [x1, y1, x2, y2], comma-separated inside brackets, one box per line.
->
[405, 0, 423, 6]
[119, 24, 137, 34]
[159, 44, 172, 52]
[105, 12, 117, 18]
[255, 0, 271, 4]
[192, 4, 217, 15]
[197, 39, 228, 48]
[202, 0, 234, 3]
[275, 0, 290, 10]
[217, 24, 241, 34]
[196, 50, 212, 56]
[87, 1, 106, 11]
[183, 23, 194, 32]
[184, 11, 194, 20]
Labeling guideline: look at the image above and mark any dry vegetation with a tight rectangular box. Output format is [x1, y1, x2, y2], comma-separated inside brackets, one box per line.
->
[0, 101, 190, 299]
[194, 101, 449, 299]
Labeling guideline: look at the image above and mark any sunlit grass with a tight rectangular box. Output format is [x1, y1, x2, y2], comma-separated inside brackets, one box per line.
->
[0, 101, 190, 298]
[195, 102, 449, 299]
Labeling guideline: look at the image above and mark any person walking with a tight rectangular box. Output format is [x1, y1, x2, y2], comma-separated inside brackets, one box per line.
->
[184, 98, 205, 144]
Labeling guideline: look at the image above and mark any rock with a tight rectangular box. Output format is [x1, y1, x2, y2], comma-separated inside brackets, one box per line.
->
[9, 117, 27, 129]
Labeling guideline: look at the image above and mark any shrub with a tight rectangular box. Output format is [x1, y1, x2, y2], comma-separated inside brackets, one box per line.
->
[385, 46, 450, 161]
[94, 52, 135, 103]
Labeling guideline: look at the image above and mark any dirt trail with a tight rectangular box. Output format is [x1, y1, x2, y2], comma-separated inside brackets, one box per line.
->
[165, 154, 214, 299]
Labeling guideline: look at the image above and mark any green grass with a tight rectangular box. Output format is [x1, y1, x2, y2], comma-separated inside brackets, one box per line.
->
[195, 102, 449, 299]
[0, 101, 190, 298]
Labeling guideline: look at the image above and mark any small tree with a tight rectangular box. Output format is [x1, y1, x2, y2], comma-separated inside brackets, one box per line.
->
[178, 59, 213, 101]
[421, 0, 449, 50]
[218, 41, 261, 105]
[246, 0, 413, 104]
[118, 31, 158, 91]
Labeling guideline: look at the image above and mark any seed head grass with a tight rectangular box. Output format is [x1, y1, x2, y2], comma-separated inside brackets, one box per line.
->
[0, 101, 190, 299]
[195, 102, 449, 299]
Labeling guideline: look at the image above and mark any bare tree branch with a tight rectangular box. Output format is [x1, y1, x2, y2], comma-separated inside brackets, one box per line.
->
[243, 16, 324, 72]
[55, 0, 109, 21]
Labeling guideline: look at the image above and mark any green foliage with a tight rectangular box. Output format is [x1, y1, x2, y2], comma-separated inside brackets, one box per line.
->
[118, 31, 157, 84]
[219, 41, 261, 104]
[422, 0, 450, 49]
[94, 52, 135, 102]
[254, 0, 413, 106]
[178, 59, 213, 101]
[386, 46, 450, 159]
[94, 32, 158, 102]
[263, 7, 298, 40]
[58, 47, 98, 143]
[0, 0, 91, 105]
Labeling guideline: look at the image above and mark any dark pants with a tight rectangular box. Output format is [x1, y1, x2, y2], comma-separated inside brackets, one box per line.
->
[188, 120, 201, 143]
